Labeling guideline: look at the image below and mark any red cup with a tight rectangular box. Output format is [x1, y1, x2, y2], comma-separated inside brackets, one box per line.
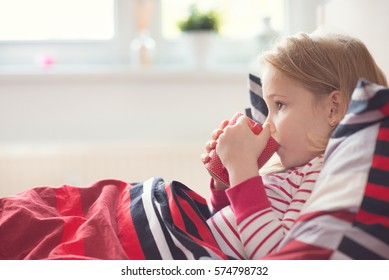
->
[205, 112, 278, 187]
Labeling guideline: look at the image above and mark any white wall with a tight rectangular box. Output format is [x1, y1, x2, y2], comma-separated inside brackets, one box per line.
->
[283, 0, 389, 77]
[0, 68, 249, 197]
[321, 0, 389, 77]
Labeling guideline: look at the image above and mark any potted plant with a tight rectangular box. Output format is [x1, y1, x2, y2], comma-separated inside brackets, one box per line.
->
[177, 5, 220, 68]
[178, 5, 219, 33]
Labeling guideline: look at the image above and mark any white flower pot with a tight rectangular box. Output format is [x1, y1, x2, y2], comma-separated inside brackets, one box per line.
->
[183, 31, 215, 69]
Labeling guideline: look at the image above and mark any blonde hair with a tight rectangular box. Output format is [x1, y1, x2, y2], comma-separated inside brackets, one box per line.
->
[260, 30, 387, 173]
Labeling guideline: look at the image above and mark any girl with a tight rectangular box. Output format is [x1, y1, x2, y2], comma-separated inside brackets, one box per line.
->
[201, 30, 387, 259]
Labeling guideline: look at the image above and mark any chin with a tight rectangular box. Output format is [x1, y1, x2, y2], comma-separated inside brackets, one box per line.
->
[276, 153, 290, 170]
[278, 154, 304, 170]
[279, 160, 293, 170]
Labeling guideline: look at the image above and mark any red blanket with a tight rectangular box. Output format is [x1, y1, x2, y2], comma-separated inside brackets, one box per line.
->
[0, 178, 229, 260]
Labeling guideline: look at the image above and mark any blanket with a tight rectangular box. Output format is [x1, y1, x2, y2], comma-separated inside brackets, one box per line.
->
[247, 75, 389, 259]
[263, 80, 389, 259]
[0, 178, 229, 260]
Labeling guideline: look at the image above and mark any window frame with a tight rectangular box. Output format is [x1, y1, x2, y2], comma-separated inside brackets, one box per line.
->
[0, 0, 322, 69]
[0, 0, 134, 66]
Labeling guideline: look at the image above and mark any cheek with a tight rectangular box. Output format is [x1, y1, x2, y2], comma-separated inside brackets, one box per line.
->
[272, 117, 290, 141]
[275, 117, 308, 146]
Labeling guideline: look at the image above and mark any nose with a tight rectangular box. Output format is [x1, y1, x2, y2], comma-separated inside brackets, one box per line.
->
[264, 117, 276, 134]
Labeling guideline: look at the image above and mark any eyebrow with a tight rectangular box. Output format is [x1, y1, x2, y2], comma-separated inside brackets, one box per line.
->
[265, 93, 288, 99]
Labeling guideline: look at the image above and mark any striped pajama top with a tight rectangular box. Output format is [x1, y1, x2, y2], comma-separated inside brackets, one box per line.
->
[207, 155, 323, 259]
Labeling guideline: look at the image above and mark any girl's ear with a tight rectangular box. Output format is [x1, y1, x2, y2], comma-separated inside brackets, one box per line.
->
[328, 90, 341, 127]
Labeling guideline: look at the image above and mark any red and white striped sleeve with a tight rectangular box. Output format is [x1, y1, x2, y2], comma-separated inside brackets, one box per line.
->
[207, 156, 323, 259]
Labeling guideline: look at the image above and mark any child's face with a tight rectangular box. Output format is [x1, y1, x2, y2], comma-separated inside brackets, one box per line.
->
[262, 66, 331, 169]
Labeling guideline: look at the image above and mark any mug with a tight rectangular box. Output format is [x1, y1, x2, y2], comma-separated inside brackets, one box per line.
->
[205, 112, 278, 186]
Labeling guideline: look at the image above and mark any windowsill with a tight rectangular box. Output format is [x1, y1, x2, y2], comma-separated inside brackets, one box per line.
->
[0, 63, 254, 84]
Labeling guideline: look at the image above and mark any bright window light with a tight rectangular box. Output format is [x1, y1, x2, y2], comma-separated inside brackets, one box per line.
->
[0, 0, 115, 41]
[161, 0, 284, 39]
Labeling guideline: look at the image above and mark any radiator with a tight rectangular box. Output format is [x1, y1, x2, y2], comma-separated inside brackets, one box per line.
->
[0, 143, 210, 198]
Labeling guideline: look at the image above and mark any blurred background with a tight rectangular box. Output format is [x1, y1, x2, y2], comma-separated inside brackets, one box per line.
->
[0, 0, 388, 197]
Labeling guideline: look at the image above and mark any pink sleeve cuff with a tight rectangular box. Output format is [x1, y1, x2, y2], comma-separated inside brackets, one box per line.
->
[226, 176, 271, 224]
[209, 179, 230, 211]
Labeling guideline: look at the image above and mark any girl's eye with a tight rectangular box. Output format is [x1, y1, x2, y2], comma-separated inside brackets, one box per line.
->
[275, 102, 285, 110]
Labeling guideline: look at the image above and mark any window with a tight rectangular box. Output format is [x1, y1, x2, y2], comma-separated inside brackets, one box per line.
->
[0, 0, 287, 68]
[0, 0, 115, 41]
[0, 0, 122, 67]
[161, 0, 284, 39]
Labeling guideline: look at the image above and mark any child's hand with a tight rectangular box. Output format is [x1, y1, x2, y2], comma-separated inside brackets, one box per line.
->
[201, 119, 229, 190]
[216, 115, 273, 187]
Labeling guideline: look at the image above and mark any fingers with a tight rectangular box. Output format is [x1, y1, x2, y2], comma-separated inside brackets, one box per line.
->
[205, 139, 217, 153]
[210, 120, 229, 141]
[235, 115, 254, 130]
[211, 128, 224, 141]
[201, 153, 210, 164]
[208, 119, 229, 151]
[219, 119, 229, 130]
[236, 115, 249, 125]
[237, 115, 274, 140]
[201, 119, 229, 165]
